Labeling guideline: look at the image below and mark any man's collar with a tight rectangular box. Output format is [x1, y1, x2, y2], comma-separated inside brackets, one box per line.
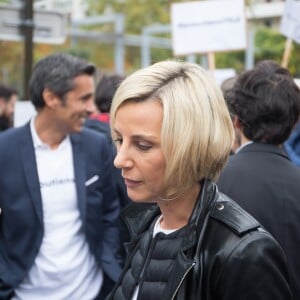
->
[30, 117, 70, 150]
[235, 141, 253, 154]
[30, 117, 47, 149]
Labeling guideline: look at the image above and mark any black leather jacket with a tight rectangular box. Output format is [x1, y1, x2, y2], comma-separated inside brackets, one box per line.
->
[108, 180, 291, 300]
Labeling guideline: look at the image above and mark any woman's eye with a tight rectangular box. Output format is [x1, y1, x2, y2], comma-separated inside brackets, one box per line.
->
[114, 138, 123, 145]
[137, 143, 152, 151]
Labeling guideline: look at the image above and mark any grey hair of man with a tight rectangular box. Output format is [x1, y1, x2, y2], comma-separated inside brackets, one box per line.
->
[29, 52, 96, 110]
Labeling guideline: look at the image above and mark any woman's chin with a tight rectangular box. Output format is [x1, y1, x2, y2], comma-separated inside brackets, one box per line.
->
[127, 193, 156, 204]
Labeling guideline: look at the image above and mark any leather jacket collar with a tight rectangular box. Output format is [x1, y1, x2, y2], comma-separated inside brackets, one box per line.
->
[121, 179, 217, 242]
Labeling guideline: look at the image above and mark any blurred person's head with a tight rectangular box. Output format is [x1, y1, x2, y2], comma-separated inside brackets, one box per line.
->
[0, 84, 18, 130]
[95, 74, 124, 113]
[220, 76, 241, 153]
[29, 53, 96, 134]
[226, 60, 300, 146]
[111, 60, 234, 201]
[220, 76, 237, 98]
[30, 53, 96, 111]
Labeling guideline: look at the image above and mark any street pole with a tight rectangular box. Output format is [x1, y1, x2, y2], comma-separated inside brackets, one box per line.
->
[22, 0, 34, 99]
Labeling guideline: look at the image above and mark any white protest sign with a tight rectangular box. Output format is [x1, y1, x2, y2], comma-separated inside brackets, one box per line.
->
[280, 0, 300, 44]
[294, 78, 300, 88]
[213, 68, 236, 86]
[171, 0, 247, 55]
[14, 101, 36, 127]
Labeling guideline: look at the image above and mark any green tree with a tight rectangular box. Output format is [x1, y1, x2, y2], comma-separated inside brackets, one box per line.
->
[85, 1, 300, 76]
[87, 0, 171, 34]
[84, 0, 174, 72]
[255, 27, 300, 77]
[1, 0, 300, 91]
[215, 27, 300, 77]
[0, 41, 23, 93]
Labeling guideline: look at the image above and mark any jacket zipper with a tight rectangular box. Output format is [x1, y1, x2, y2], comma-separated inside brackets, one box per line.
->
[171, 262, 196, 300]
[136, 234, 160, 299]
[121, 212, 135, 240]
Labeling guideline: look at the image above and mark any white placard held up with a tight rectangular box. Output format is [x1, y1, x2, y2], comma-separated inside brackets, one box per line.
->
[171, 0, 247, 56]
[14, 101, 36, 127]
[280, 0, 300, 44]
[213, 68, 236, 86]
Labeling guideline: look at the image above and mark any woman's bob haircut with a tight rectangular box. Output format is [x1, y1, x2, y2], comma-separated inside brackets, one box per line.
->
[111, 61, 234, 199]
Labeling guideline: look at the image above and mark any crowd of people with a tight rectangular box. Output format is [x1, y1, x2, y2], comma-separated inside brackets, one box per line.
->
[0, 53, 299, 300]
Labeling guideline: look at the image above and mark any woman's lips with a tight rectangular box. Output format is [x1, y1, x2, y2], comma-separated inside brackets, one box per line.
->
[124, 178, 142, 188]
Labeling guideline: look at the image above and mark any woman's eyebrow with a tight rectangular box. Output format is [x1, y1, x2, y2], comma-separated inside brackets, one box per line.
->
[113, 127, 159, 141]
[131, 134, 158, 140]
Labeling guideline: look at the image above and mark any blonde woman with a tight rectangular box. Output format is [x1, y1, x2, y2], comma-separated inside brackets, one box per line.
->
[107, 61, 291, 300]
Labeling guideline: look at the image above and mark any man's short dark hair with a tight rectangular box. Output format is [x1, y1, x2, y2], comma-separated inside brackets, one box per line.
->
[0, 85, 17, 102]
[226, 60, 300, 145]
[95, 74, 124, 113]
[29, 53, 96, 110]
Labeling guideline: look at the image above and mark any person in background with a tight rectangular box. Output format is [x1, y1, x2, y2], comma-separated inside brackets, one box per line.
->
[0, 53, 122, 300]
[85, 73, 130, 209]
[284, 79, 300, 167]
[85, 74, 124, 140]
[0, 84, 18, 131]
[106, 60, 291, 300]
[220, 76, 240, 154]
[284, 121, 300, 166]
[94, 74, 124, 124]
[217, 60, 300, 300]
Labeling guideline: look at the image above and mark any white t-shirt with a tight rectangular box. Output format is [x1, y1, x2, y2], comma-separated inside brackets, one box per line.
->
[13, 118, 103, 300]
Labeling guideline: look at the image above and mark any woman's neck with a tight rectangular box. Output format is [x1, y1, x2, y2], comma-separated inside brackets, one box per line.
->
[157, 182, 201, 230]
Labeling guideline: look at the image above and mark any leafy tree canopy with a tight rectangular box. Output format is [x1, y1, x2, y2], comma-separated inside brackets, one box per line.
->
[1, 0, 300, 94]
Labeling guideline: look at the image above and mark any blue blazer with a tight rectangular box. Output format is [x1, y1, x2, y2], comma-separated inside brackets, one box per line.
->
[0, 123, 122, 299]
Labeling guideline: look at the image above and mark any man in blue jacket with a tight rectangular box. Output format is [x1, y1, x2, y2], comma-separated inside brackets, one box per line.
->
[0, 53, 122, 299]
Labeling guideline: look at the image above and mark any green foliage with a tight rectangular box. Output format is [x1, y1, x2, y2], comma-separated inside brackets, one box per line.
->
[84, 1, 300, 76]
[2, 0, 300, 93]
[255, 27, 286, 62]
[0, 41, 23, 92]
[255, 27, 300, 77]
[67, 47, 92, 61]
[289, 43, 300, 77]
[87, 0, 171, 34]
[84, 0, 174, 72]
[216, 51, 245, 73]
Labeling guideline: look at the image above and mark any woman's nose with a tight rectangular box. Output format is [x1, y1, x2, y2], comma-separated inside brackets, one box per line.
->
[114, 146, 133, 169]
